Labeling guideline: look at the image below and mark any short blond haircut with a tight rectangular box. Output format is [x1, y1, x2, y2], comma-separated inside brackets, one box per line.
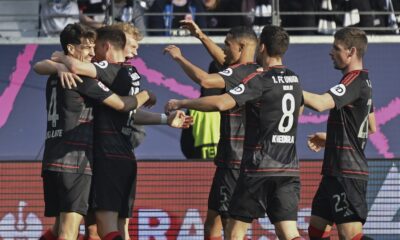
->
[111, 22, 143, 41]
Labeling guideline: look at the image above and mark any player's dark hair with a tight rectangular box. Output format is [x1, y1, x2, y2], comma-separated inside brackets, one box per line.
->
[96, 26, 126, 51]
[259, 25, 289, 57]
[334, 27, 367, 58]
[227, 26, 258, 44]
[60, 23, 96, 55]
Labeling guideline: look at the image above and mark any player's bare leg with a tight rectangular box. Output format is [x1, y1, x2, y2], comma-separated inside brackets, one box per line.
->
[204, 209, 223, 239]
[85, 211, 100, 240]
[118, 218, 131, 240]
[95, 210, 119, 238]
[274, 220, 301, 240]
[336, 222, 363, 240]
[308, 215, 333, 240]
[225, 218, 250, 240]
[58, 212, 83, 239]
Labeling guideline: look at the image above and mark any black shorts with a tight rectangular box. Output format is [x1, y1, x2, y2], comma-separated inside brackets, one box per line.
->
[42, 171, 91, 217]
[208, 167, 240, 218]
[229, 175, 300, 224]
[91, 159, 137, 218]
[311, 176, 368, 224]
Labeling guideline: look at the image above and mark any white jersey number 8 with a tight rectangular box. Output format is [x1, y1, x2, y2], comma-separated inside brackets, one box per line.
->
[278, 93, 295, 133]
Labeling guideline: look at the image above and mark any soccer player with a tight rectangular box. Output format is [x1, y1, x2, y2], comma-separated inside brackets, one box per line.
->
[50, 26, 190, 239]
[34, 23, 152, 240]
[164, 23, 258, 239]
[165, 25, 304, 240]
[303, 27, 375, 240]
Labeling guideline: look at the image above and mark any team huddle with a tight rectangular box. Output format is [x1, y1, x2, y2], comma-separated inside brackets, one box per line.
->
[35, 20, 375, 240]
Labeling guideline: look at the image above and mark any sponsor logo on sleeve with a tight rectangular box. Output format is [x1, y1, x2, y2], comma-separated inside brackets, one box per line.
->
[229, 84, 245, 95]
[219, 68, 233, 76]
[93, 61, 109, 69]
[330, 84, 346, 96]
[97, 81, 110, 92]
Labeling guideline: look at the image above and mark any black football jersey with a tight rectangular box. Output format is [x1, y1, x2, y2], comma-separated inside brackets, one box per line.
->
[323, 70, 372, 180]
[227, 66, 303, 176]
[92, 61, 141, 161]
[216, 63, 260, 169]
[43, 74, 113, 174]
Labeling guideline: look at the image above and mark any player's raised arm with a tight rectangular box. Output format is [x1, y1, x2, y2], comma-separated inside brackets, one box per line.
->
[163, 45, 225, 88]
[180, 19, 226, 66]
[303, 90, 335, 112]
[165, 94, 236, 113]
[51, 51, 97, 78]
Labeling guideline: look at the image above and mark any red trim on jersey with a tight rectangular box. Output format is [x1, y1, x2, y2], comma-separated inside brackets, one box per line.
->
[105, 153, 135, 160]
[229, 62, 256, 69]
[216, 159, 241, 164]
[222, 136, 245, 141]
[222, 113, 242, 116]
[341, 70, 360, 86]
[242, 72, 263, 84]
[325, 144, 354, 150]
[244, 145, 262, 150]
[341, 169, 369, 175]
[245, 168, 299, 173]
[47, 163, 79, 169]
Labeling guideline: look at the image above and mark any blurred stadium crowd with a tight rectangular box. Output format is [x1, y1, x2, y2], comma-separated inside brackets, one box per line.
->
[0, 0, 399, 38]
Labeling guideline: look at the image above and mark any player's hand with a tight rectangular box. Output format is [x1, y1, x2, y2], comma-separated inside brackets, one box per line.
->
[56, 64, 82, 89]
[164, 99, 182, 114]
[51, 51, 66, 63]
[307, 132, 326, 152]
[143, 91, 157, 108]
[163, 45, 182, 60]
[167, 110, 193, 128]
[180, 19, 203, 38]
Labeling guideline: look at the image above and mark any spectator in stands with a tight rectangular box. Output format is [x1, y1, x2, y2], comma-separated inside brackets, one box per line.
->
[280, 0, 318, 35]
[147, 0, 207, 36]
[202, 0, 244, 35]
[370, 0, 399, 34]
[78, 0, 107, 29]
[114, 0, 155, 36]
[39, 0, 80, 37]
[241, 0, 272, 35]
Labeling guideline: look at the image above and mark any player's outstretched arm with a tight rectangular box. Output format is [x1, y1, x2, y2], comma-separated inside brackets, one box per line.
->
[163, 45, 225, 89]
[136, 90, 156, 109]
[102, 90, 153, 112]
[167, 110, 193, 128]
[165, 93, 236, 113]
[134, 109, 193, 128]
[303, 90, 335, 112]
[102, 94, 139, 112]
[51, 51, 97, 78]
[180, 19, 225, 66]
[307, 132, 327, 152]
[33, 59, 83, 89]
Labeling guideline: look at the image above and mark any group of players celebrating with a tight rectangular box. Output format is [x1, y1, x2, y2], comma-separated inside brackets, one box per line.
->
[35, 18, 375, 240]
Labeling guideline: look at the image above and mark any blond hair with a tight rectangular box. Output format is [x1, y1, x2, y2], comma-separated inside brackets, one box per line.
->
[111, 22, 143, 41]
